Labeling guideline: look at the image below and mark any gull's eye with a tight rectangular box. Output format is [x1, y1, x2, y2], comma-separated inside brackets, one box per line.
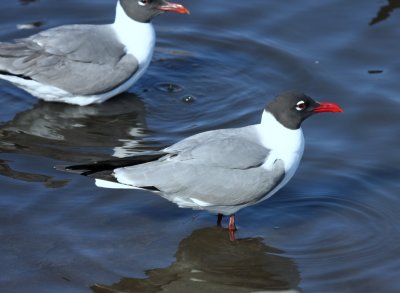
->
[296, 100, 306, 111]
[138, 0, 148, 6]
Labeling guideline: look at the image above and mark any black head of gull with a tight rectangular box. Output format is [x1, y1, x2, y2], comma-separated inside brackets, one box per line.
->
[266, 91, 343, 130]
[120, 0, 190, 23]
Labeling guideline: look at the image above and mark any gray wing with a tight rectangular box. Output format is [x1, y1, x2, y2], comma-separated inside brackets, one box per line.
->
[115, 128, 285, 207]
[0, 25, 138, 95]
[164, 126, 267, 169]
[115, 159, 285, 207]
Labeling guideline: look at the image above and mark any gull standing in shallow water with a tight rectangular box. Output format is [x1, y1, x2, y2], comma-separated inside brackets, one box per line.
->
[59, 91, 343, 239]
[0, 0, 189, 106]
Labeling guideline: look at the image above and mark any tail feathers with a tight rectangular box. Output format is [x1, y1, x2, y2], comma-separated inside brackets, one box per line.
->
[56, 151, 166, 178]
[0, 40, 41, 79]
[0, 40, 41, 58]
[56, 152, 166, 192]
[95, 179, 137, 189]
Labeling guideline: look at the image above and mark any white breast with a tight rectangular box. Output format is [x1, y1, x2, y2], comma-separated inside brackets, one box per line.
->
[256, 111, 305, 182]
[112, 2, 155, 67]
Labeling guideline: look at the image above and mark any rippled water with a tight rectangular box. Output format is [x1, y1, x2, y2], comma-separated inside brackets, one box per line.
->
[1, 0, 400, 292]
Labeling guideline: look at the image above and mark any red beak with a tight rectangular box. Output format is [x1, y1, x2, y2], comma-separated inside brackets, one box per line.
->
[313, 102, 343, 113]
[159, 2, 190, 14]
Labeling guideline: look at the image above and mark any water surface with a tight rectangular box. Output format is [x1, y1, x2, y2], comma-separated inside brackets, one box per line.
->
[0, 0, 399, 292]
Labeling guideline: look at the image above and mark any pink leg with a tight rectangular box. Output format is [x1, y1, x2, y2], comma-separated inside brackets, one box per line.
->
[228, 214, 236, 231]
[228, 214, 236, 241]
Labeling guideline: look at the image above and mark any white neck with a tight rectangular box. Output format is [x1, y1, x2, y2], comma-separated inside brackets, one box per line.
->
[112, 1, 155, 64]
[256, 111, 304, 154]
[255, 111, 304, 178]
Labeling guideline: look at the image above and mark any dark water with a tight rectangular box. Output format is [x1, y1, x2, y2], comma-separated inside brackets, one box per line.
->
[1, 0, 399, 292]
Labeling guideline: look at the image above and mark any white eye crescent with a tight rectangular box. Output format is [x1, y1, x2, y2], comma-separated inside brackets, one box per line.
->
[138, 0, 148, 6]
[296, 100, 306, 111]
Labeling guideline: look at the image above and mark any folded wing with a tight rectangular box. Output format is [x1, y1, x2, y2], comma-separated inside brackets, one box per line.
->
[0, 25, 138, 95]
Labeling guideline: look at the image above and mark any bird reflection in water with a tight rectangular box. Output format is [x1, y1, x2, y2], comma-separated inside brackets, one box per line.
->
[92, 227, 301, 293]
[0, 93, 151, 185]
[0, 158, 67, 188]
[370, 0, 400, 25]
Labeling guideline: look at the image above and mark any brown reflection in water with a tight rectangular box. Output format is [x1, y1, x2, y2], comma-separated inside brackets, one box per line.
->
[370, 0, 400, 25]
[92, 227, 301, 293]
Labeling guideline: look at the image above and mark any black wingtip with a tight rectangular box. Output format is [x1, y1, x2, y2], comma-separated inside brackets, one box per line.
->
[55, 151, 167, 177]
[0, 70, 33, 80]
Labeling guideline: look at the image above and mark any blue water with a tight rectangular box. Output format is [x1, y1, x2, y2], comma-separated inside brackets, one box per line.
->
[0, 0, 400, 292]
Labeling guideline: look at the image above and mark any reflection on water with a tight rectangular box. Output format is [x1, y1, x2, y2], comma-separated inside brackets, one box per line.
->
[0, 158, 67, 187]
[1, 0, 400, 292]
[0, 93, 152, 183]
[92, 227, 300, 293]
[1, 93, 149, 153]
[370, 0, 400, 25]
